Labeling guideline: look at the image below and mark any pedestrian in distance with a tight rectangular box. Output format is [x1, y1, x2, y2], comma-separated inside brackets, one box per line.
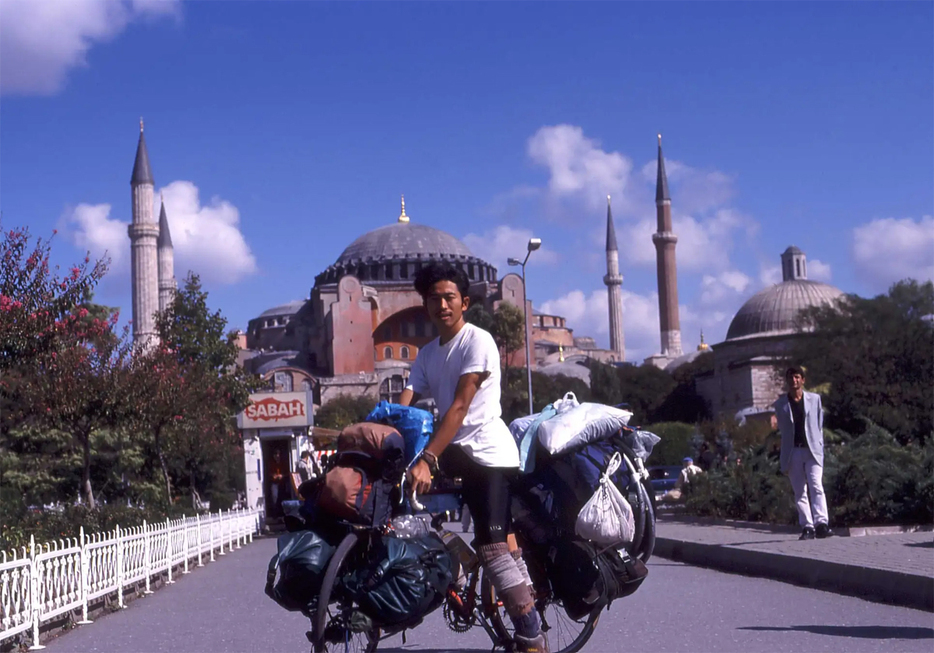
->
[297, 449, 321, 483]
[774, 365, 834, 540]
[400, 262, 548, 653]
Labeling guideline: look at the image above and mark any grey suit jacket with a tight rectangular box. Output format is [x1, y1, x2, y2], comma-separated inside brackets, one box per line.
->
[774, 391, 824, 471]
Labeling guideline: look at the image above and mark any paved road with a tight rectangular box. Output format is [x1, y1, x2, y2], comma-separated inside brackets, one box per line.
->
[47, 536, 933, 653]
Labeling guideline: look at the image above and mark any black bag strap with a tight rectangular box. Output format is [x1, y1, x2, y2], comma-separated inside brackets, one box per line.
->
[264, 552, 279, 601]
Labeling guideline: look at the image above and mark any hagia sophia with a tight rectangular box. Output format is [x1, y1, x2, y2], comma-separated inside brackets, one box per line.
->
[127, 126, 843, 422]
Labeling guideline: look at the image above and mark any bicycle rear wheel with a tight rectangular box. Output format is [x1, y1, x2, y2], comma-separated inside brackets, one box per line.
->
[312, 532, 380, 653]
[637, 478, 656, 562]
[481, 573, 600, 653]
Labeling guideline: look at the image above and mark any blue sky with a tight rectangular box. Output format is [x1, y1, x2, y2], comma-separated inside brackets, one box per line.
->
[2, 1, 932, 362]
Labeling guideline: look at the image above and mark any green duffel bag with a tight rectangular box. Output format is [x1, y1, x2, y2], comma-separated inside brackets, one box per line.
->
[341, 533, 454, 629]
[265, 530, 336, 613]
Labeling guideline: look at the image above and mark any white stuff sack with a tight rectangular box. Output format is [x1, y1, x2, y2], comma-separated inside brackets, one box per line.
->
[575, 452, 635, 546]
[537, 397, 633, 455]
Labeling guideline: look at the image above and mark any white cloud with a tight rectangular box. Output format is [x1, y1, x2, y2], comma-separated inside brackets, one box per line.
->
[808, 259, 832, 282]
[852, 216, 934, 289]
[66, 202, 129, 276]
[0, 0, 180, 96]
[640, 159, 735, 214]
[759, 264, 781, 287]
[527, 125, 634, 212]
[462, 225, 558, 272]
[539, 288, 663, 362]
[63, 180, 257, 286]
[699, 269, 752, 306]
[619, 209, 755, 272]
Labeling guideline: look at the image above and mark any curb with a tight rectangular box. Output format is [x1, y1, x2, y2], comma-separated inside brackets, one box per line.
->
[654, 536, 934, 612]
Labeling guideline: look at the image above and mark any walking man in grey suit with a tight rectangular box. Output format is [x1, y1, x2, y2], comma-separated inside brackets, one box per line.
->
[774, 366, 835, 540]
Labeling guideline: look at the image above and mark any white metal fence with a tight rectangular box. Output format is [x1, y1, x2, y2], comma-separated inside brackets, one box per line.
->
[0, 508, 261, 649]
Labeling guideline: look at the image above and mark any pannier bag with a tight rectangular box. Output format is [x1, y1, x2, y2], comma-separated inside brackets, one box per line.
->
[265, 529, 336, 613]
[546, 539, 648, 619]
[336, 422, 406, 471]
[342, 533, 454, 629]
[527, 437, 632, 532]
[364, 401, 434, 464]
[317, 422, 405, 526]
[575, 452, 635, 546]
[536, 393, 634, 455]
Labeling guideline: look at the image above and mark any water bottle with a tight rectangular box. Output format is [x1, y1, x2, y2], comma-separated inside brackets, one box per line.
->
[439, 528, 479, 589]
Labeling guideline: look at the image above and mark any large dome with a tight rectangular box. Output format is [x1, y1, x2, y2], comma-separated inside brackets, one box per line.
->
[337, 222, 474, 264]
[726, 279, 844, 340]
[315, 206, 498, 287]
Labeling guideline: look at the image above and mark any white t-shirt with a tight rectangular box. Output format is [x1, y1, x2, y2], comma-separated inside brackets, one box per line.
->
[406, 323, 519, 468]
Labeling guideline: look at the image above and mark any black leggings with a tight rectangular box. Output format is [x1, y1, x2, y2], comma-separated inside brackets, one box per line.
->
[440, 445, 514, 547]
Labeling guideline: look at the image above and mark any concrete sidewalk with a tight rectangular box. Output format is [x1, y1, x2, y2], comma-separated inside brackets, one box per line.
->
[653, 514, 934, 612]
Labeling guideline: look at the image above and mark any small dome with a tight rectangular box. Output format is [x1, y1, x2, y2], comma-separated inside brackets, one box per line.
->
[336, 222, 474, 264]
[258, 300, 305, 319]
[726, 279, 843, 340]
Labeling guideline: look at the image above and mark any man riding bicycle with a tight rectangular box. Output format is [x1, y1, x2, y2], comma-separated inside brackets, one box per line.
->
[399, 262, 548, 653]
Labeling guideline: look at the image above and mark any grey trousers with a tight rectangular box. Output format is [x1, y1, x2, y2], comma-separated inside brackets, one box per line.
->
[788, 447, 829, 528]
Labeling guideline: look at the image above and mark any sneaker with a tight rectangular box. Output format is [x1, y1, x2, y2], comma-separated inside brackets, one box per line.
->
[799, 527, 815, 540]
[514, 632, 550, 653]
[815, 523, 835, 539]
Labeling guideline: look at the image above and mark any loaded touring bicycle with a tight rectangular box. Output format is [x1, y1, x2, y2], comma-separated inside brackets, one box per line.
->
[265, 401, 657, 653]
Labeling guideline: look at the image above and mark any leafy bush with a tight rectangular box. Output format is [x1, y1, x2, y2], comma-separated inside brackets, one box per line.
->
[824, 423, 932, 525]
[0, 502, 193, 552]
[645, 422, 697, 466]
[683, 422, 932, 526]
[315, 395, 376, 430]
[683, 442, 796, 523]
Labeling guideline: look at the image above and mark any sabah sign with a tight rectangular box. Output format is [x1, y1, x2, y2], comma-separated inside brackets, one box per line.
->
[237, 391, 314, 429]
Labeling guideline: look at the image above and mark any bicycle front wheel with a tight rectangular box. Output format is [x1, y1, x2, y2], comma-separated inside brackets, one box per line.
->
[312, 532, 380, 653]
[481, 573, 600, 653]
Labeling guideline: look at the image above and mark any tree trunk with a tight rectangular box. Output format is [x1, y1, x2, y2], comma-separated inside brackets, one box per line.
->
[81, 433, 96, 510]
[190, 469, 199, 510]
[154, 425, 173, 505]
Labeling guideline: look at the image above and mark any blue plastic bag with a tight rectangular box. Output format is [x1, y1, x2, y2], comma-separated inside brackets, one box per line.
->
[365, 401, 433, 465]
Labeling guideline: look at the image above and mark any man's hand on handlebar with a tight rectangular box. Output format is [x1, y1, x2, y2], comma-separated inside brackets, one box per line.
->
[407, 459, 434, 495]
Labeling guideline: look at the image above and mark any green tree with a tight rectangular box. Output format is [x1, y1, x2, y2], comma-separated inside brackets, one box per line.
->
[136, 273, 258, 506]
[493, 302, 526, 368]
[315, 394, 375, 430]
[0, 226, 108, 372]
[587, 360, 623, 407]
[790, 279, 934, 443]
[465, 304, 495, 334]
[11, 311, 132, 509]
[650, 352, 712, 424]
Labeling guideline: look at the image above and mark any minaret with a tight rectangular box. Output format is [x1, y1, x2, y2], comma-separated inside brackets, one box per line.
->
[127, 119, 160, 346]
[652, 134, 683, 358]
[157, 195, 176, 314]
[603, 195, 625, 361]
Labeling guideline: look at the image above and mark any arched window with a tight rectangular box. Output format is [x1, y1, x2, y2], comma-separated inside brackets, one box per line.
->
[384, 346, 393, 359]
[379, 374, 405, 403]
[301, 378, 313, 391]
[400, 346, 410, 360]
[274, 371, 292, 392]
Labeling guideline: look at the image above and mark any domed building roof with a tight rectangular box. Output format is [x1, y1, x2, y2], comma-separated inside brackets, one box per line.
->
[257, 300, 305, 318]
[337, 222, 474, 264]
[316, 197, 497, 287]
[726, 247, 843, 340]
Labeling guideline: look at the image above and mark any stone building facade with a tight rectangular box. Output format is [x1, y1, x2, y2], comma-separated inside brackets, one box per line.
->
[696, 246, 844, 419]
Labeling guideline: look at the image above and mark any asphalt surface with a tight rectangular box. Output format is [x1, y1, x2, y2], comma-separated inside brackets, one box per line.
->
[45, 535, 934, 653]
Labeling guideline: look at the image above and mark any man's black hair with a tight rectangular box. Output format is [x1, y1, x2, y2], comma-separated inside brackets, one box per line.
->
[414, 262, 470, 300]
[785, 365, 806, 378]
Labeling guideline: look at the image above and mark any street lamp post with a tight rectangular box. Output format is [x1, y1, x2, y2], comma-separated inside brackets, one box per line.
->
[508, 237, 541, 416]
